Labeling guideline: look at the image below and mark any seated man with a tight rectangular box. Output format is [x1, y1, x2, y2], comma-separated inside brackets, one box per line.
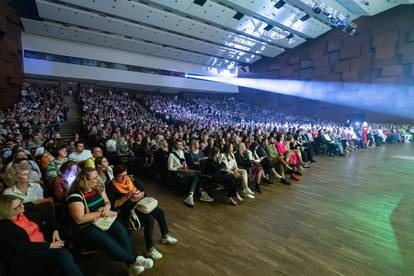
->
[318, 129, 337, 156]
[258, 137, 291, 184]
[68, 141, 93, 165]
[84, 147, 104, 169]
[167, 140, 200, 207]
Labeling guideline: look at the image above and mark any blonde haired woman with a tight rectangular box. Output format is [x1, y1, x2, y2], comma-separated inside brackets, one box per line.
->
[235, 142, 265, 193]
[66, 169, 152, 275]
[221, 143, 255, 199]
[3, 169, 43, 203]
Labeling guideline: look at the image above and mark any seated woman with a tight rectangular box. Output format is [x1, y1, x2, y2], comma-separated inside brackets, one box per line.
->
[95, 157, 114, 188]
[106, 164, 177, 261]
[235, 142, 265, 193]
[6, 150, 42, 181]
[0, 194, 84, 276]
[66, 168, 152, 275]
[186, 140, 205, 170]
[52, 161, 78, 204]
[221, 143, 255, 199]
[5, 158, 42, 187]
[275, 135, 301, 180]
[47, 143, 69, 179]
[286, 135, 308, 168]
[3, 169, 44, 203]
[152, 139, 170, 180]
[203, 147, 243, 206]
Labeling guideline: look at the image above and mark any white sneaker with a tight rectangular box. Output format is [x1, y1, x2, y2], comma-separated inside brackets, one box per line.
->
[184, 195, 194, 207]
[135, 255, 153, 269]
[242, 190, 255, 199]
[145, 247, 163, 260]
[246, 188, 255, 195]
[129, 264, 145, 275]
[160, 234, 178, 245]
[199, 191, 214, 202]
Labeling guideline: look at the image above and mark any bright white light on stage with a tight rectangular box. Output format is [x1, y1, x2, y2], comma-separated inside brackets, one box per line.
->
[184, 75, 414, 119]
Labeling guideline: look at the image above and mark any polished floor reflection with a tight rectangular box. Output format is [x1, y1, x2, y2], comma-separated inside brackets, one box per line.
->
[78, 144, 414, 276]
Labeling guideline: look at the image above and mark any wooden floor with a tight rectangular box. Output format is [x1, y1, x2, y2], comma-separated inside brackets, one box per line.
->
[78, 144, 414, 276]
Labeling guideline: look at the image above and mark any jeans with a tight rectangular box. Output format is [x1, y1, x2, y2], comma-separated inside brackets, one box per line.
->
[10, 248, 83, 276]
[177, 170, 199, 193]
[74, 218, 135, 264]
[136, 207, 169, 250]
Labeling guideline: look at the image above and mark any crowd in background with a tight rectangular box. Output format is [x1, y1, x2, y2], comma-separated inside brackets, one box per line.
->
[0, 82, 413, 276]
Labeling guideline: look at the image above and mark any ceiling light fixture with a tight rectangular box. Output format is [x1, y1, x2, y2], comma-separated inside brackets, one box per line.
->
[298, 0, 359, 37]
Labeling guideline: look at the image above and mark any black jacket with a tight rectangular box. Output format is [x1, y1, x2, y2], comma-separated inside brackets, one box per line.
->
[0, 204, 58, 265]
[234, 152, 252, 171]
[105, 176, 146, 219]
[203, 158, 226, 177]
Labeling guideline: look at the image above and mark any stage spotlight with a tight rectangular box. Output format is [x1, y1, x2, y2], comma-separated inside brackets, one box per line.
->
[312, 5, 322, 14]
[350, 28, 360, 36]
[264, 24, 273, 31]
[274, 0, 285, 9]
[300, 14, 310, 22]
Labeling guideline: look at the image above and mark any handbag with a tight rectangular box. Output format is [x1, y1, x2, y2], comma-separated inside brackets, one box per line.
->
[93, 216, 117, 231]
[129, 208, 141, 231]
[134, 197, 158, 214]
[80, 192, 117, 231]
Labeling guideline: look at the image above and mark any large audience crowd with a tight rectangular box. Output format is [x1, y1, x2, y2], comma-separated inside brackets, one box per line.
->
[0, 82, 413, 276]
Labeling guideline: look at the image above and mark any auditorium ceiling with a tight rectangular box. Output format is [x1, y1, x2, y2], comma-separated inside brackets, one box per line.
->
[15, 0, 414, 70]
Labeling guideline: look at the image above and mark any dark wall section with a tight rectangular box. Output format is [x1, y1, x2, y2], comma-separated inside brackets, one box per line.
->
[244, 5, 414, 123]
[0, 0, 22, 110]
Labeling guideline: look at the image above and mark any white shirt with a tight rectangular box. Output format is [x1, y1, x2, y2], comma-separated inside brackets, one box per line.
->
[168, 150, 186, 172]
[220, 153, 237, 172]
[323, 134, 332, 142]
[3, 183, 44, 203]
[68, 150, 93, 163]
[106, 139, 117, 152]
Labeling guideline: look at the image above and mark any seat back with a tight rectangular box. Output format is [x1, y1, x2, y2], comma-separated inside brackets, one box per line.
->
[32, 197, 56, 219]
[199, 158, 208, 175]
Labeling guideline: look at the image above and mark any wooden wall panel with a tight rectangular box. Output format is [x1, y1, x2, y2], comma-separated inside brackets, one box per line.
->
[0, 1, 22, 110]
[244, 5, 414, 122]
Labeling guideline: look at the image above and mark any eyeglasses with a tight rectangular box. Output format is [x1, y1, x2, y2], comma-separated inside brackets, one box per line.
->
[13, 202, 24, 211]
[87, 176, 98, 181]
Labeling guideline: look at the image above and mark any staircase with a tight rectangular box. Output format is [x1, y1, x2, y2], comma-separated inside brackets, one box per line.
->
[60, 96, 83, 142]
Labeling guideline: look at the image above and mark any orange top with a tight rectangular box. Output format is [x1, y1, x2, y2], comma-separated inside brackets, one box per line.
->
[112, 175, 137, 194]
[12, 214, 45, 242]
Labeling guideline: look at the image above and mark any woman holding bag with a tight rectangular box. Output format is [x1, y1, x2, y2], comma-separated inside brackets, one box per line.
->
[106, 164, 177, 261]
[66, 168, 152, 276]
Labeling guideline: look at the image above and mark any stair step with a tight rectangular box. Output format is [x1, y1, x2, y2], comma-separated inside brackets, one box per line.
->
[60, 96, 83, 140]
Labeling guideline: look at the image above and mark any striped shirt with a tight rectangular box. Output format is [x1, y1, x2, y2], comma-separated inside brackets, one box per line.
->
[66, 190, 105, 212]
[66, 190, 106, 228]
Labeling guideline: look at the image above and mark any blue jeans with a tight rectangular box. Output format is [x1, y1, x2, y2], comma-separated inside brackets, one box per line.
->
[177, 170, 199, 193]
[74, 218, 135, 264]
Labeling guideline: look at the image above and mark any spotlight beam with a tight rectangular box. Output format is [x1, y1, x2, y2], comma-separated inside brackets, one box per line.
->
[185, 75, 414, 119]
